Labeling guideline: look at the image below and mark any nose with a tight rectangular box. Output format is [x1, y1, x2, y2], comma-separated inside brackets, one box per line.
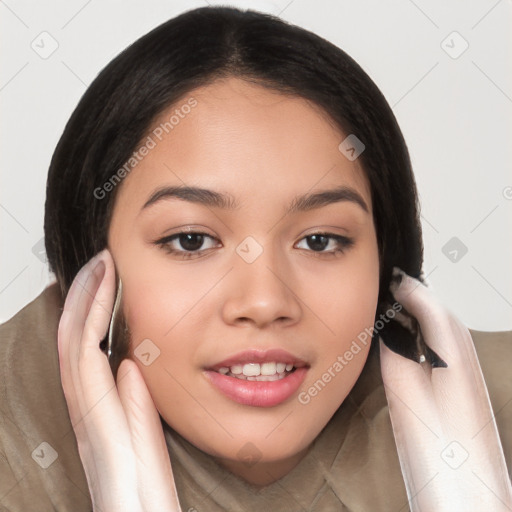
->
[221, 243, 303, 329]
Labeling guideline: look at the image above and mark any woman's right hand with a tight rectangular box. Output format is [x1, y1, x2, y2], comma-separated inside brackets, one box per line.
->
[57, 249, 182, 512]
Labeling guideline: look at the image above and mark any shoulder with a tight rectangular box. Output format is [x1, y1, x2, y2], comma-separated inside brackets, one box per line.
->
[0, 284, 92, 511]
[0, 282, 63, 346]
[469, 329, 512, 414]
[339, 327, 512, 509]
[0, 283, 64, 420]
[469, 328, 512, 464]
[470, 328, 512, 384]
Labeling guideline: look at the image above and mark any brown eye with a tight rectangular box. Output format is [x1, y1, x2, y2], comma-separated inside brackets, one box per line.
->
[175, 233, 206, 251]
[295, 233, 354, 255]
[305, 234, 329, 251]
[155, 231, 220, 259]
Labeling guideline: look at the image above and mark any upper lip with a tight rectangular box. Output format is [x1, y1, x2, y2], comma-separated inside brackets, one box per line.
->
[205, 348, 309, 371]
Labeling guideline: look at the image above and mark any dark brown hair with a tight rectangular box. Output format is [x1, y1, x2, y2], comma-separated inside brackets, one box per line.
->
[44, 6, 424, 371]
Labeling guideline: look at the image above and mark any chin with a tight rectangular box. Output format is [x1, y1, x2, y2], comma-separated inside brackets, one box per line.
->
[188, 420, 318, 463]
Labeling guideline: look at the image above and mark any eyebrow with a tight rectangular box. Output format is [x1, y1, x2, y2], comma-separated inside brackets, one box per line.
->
[141, 184, 369, 214]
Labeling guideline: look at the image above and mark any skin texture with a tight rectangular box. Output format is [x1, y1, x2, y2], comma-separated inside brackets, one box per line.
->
[108, 76, 380, 486]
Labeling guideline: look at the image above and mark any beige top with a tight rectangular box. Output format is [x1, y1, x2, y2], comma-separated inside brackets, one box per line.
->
[1, 283, 511, 511]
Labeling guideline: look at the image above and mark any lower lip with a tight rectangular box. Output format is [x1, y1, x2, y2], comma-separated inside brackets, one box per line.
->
[203, 367, 308, 407]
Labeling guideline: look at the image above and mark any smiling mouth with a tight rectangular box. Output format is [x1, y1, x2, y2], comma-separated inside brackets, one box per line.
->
[203, 348, 310, 406]
[214, 362, 297, 381]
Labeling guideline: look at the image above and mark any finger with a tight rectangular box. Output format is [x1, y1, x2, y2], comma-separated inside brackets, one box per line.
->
[58, 249, 110, 356]
[58, 251, 109, 426]
[117, 359, 182, 510]
[58, 250, 124, 449]
[380, 339, 446, 505]
[74, 250, 119, 415]
[70, 250, 131, 445]
[391, 271, 495, 435]
[390, 272, 472, 364]
[80, 249, 116, 359]
[391, 271, 501, 437]
[380, 338, 490, 511]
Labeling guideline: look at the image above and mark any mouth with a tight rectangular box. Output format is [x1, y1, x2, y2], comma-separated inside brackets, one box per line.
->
[213, 361, 298, 381]
[203, 348, 310, 407]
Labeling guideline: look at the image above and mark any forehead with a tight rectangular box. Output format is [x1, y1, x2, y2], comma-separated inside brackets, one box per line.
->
[116, 77, 371, 212]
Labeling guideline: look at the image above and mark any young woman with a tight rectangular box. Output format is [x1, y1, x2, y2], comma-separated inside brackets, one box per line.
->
[1, 6, 510, 511]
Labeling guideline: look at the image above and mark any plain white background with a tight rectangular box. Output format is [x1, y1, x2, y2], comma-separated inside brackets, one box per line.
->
[1, 0, 511, 330]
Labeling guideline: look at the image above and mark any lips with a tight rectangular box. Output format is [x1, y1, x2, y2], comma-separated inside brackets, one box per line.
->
[203, 348, 310, 407]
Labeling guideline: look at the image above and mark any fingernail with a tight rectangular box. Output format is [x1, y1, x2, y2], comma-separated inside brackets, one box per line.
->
[92, 259, 105, 282]
[391, 267, 404, 283]
[390, 268, 404, 296]
[88, 248, 108, 266]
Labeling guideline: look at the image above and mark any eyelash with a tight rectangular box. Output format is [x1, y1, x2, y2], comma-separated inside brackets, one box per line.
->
[154, 231, 354, 260]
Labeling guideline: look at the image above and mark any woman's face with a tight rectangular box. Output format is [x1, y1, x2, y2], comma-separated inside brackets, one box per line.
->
[108, 77, 380, 484]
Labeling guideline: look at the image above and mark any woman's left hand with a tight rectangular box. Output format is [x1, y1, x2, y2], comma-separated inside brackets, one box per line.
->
[380, 270, 512, 512]
[57, 249, 182, 512]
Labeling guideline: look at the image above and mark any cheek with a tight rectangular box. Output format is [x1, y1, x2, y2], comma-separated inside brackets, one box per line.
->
[312, 237, 380, 340]
[333, 269, 379, 335]
[121, 254, 211, 342]
[118, 257, 218, 376]
[120, 280, 204, 417]
[304, 238, 380, 400]
[118, 268, 190, 369]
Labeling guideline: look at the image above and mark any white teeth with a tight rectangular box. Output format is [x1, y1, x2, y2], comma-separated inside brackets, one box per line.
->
[259, 374, 282, 382]
[240, 362, 292, 377]
[247, 374, 284, 382]
[231, 365, 243, 375]
[215, 361, 297, 380]
[242, 363, 260, 377]
[260, 362, 276, 375]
